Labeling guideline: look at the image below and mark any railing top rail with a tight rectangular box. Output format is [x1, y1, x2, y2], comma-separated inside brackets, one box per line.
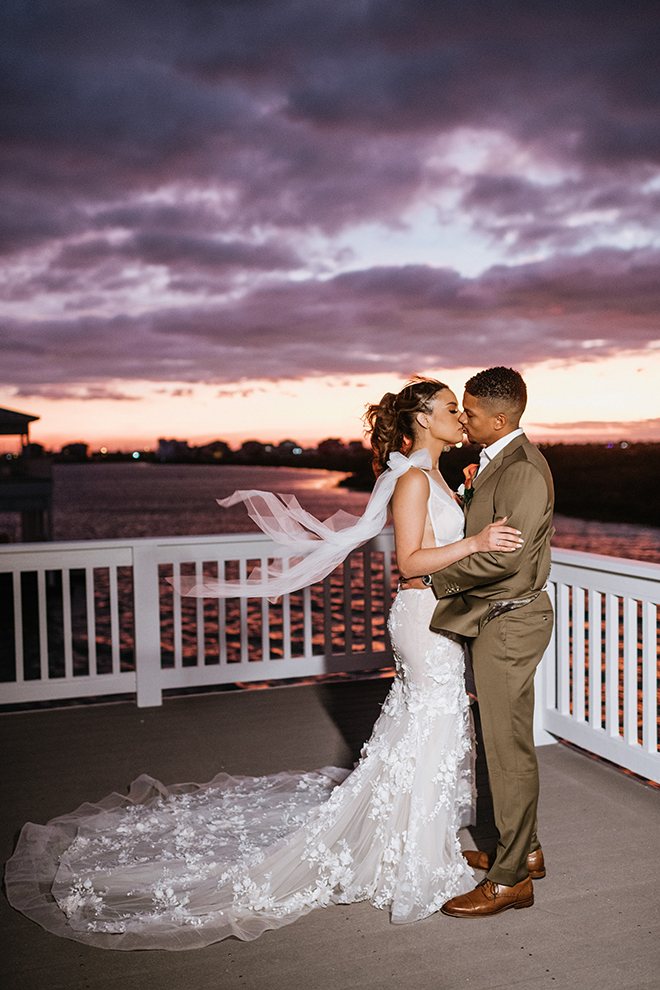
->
[0, 527, 397, 565]
[0, 532, 276, 556]
[1, 530, 658, 583]
[550, 547, 660, 582]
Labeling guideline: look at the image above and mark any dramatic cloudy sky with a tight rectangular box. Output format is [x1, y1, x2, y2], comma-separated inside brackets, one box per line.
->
[2, 0, 660, 449]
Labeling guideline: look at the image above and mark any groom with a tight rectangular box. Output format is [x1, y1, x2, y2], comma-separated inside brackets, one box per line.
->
[429, 367, 554, 917]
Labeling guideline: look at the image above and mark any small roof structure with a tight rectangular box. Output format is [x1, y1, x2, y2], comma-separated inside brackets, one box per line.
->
[0, 406, 39, 438]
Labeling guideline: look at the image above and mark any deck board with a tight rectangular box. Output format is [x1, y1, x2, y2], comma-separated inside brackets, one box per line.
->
[2, 682, 659, 990]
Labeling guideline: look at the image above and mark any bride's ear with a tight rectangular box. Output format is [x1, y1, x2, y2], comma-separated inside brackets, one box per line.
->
[415, 412, 429, 431]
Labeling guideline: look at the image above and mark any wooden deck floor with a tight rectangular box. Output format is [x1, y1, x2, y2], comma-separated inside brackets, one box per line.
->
[2, 681, 659, 990]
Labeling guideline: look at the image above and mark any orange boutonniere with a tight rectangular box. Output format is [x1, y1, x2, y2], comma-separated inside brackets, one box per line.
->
[457, 463, 478, 506]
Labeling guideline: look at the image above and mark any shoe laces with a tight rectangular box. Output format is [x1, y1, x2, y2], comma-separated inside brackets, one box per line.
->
[477, 879, 499, 900]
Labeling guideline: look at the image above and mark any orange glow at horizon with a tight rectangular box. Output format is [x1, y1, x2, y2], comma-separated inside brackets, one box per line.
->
[2, 350, 659, 452]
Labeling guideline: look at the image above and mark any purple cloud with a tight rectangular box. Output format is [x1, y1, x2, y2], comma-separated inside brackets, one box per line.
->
[1, 0, 659, 392]
[3, 2, 659, 241]
[57, 234, 302, 272]
[3, 247, 658, 389]
[459, 172, 660, 254]
[13, 383, 140, 402]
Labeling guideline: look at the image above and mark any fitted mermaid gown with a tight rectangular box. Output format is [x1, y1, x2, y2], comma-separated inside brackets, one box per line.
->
[5, 466, 475, 950]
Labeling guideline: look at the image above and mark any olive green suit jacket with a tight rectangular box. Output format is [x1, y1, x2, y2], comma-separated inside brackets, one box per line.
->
[430, 433, 554, 637]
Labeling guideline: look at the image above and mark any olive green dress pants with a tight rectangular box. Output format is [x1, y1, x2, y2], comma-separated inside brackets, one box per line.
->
[469, 592, 554, 886]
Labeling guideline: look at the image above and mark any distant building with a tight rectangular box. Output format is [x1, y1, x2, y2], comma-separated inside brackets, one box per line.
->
[238, 440, 269, 462]
[59, 443, 89, 461]
[0, 406, 39, 446]
[0, 405, 52, 541]
[157, 438, 190, 461]
[276, 439, 304, 460]
[317, 438, 346, 458]
[196, 440, 232, 462]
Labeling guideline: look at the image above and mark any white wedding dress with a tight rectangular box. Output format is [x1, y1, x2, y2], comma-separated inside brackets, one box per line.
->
[5, 458, 475, 950]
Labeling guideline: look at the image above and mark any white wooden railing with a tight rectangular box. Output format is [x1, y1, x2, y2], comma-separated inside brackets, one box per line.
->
[1, 536, 658, 782]
[536, 549, 660, 783]
[0, 531, 396, 709]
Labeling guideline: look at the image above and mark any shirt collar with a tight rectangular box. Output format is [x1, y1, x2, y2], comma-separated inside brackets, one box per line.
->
[481, 427, 524, 465]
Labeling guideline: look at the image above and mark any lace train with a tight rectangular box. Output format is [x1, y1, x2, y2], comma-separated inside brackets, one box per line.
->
[6, 590, 475, 950]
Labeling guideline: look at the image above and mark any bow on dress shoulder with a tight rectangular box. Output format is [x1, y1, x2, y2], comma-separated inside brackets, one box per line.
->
[168, 449, 433, 603]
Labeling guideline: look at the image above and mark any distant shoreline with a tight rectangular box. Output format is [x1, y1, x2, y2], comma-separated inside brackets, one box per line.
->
[2, 449, 659, 540]
[339, 442, 660, 529]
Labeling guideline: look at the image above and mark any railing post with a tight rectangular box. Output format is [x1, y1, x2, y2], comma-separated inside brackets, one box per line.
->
[534, 643, 557, 746]
[534, 580, 557, 747]
[132, 544, 163, 707]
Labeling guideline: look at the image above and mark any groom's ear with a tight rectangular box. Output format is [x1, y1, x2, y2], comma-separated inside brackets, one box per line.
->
[493, 412, 509, 433]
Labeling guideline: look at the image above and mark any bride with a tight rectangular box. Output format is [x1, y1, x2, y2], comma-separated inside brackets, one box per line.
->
[5, 378, 522, 950]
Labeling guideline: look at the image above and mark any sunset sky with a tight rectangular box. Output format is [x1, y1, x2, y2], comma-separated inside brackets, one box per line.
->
[1, 0, 659, 451]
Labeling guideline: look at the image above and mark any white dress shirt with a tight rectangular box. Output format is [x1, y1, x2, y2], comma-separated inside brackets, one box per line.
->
[476, 427, 524, 476]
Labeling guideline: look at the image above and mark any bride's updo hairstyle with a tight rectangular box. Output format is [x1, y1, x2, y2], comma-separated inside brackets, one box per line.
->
[364, 377, 448, 475]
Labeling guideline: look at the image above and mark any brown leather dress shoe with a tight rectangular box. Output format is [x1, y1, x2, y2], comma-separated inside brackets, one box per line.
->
[441, 877, 534, 918]
[462, 847, 546, 879]
[526, 848, 546, 879]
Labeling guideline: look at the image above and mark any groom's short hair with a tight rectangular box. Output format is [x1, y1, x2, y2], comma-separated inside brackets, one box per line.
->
[465, 367, 527, 422]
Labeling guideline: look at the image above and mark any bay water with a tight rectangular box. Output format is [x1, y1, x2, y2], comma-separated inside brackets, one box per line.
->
[20, 462, 660, 564]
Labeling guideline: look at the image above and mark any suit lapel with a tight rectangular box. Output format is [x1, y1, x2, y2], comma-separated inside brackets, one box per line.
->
[472, 433, 528, 491]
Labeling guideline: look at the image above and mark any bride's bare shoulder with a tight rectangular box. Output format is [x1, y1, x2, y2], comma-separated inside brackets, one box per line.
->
[392, 465, 430, 501]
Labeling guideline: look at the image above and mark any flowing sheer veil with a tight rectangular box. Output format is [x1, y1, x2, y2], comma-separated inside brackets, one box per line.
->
[169, 449, 432, 603]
